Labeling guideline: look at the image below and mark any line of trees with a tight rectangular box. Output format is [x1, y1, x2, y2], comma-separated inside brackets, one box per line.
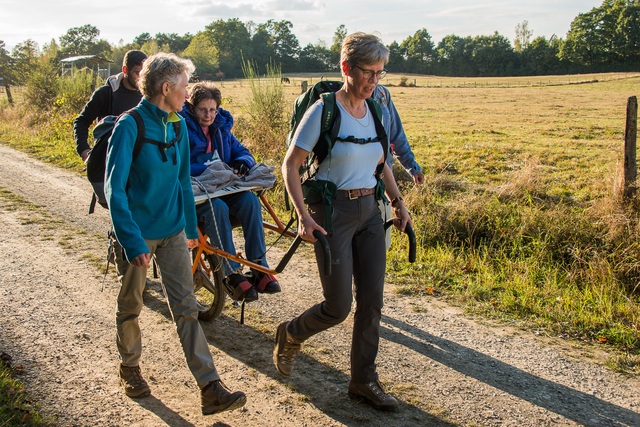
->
[1, 0, 638, 87]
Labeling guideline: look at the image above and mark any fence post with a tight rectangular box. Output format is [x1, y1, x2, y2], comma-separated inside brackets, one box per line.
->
[301, 80, 308, 94]
[5, 84, 13, 106]
[624, 96, 638, 198]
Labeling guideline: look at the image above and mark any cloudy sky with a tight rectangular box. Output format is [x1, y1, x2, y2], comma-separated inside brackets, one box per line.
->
[1, 0, 604, 52]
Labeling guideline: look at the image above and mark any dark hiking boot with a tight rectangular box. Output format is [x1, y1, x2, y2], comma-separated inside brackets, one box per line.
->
[348, 380, 399, 411]
[273, 321, 301, 376]
[119, 364, 151, 398]
[201, 380, 247, 415]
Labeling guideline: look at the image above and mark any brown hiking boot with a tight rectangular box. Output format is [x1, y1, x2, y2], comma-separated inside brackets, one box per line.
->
[273, 321, 301, 376]
[119, 364, 151, 398]
[201, 380, 247, 415]
[348, 380, 399, 411]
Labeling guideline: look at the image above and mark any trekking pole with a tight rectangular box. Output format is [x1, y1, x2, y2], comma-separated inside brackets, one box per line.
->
[385, 220, 416, 263]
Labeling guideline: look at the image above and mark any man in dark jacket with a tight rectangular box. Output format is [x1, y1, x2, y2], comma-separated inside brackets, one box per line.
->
[73, 50, 147, 161]
[73, 50, 146, 281]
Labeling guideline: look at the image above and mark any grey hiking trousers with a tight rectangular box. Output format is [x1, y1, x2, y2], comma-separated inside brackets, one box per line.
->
[288, 192, 387, 383]
[116, 230, 219, 388]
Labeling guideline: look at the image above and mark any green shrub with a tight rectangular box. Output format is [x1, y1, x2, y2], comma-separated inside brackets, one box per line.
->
[56, 70, 96, 115]
[398, 76, 415, 87]
[24, 62, 59, 112]
[238, 58, 287, 167]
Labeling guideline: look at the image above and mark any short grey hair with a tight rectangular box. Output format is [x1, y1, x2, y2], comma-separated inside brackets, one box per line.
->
[139, 52, 195, 99]
[340, 32, 389, 69]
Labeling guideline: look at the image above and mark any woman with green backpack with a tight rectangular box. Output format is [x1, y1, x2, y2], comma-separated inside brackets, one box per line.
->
[276, 32, 412, 412]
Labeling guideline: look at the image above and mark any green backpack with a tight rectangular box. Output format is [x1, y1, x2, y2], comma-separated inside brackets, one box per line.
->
[285, 80, 389, 231]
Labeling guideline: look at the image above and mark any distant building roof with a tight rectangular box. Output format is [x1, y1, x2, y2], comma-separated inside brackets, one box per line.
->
[60, 55, 113, 64]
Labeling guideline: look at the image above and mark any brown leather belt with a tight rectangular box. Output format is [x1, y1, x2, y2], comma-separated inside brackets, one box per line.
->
[340, 188, 374, 200]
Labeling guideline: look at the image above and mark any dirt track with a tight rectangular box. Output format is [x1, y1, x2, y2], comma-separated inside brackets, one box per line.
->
[0, 143, 639, 427]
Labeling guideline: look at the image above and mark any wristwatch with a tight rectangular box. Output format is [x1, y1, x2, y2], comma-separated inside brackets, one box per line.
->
[391, 196, 404, 207]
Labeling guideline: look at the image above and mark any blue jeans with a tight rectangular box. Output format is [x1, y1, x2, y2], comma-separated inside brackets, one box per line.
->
[196, 191, 268, 276]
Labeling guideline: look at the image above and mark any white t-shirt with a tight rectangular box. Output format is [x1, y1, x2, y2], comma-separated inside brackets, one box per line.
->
[292, 98, 383, 190]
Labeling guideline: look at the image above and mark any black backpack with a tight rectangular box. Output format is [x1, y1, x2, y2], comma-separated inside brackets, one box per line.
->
[286, 80, 388, 184]
[86, 109, 181, 213]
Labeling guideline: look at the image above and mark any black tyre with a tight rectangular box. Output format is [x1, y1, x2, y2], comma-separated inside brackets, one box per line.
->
[192, 251, 226, 320]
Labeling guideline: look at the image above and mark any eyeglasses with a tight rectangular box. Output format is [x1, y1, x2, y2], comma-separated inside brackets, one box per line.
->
[196, 107, 218, 116]
[352, 65, 387, 80]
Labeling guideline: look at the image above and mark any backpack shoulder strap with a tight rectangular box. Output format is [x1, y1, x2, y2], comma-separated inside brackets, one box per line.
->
[319, 92, 336, 134]
[172, 120, 181, 141]
[366, 97, 388, 176]
[128, 109, 146, 161]
[131, 114, 181, 165]
[314, 92, 341, 166]
[106, 81, 115, 116]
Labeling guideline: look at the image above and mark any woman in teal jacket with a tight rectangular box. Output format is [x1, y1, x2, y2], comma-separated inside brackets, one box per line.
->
[105, 53, 246, 416]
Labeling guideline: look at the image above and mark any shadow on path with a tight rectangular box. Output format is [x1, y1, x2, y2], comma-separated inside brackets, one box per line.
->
[141, 287, 639, 426]
[135, 395, 196, 427]
[381, 315, 640, 427]
[199, 312, 456, 427]
[142, 290, 451, 425]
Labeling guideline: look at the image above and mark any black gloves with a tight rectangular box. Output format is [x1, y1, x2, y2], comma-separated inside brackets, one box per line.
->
[229, 160, 250, 177]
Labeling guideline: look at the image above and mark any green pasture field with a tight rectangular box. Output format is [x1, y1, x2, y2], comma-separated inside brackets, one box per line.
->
[219, 72, 639, 201]
[1, 72, 639, 371]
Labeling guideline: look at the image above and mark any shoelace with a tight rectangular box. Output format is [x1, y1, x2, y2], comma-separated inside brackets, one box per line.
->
[123, 367, 146, 387]
[367, 381, 386, 399]
[214, 380, 231, 394]
[206, 380, 237, 403]
[280, 340, 300, 362]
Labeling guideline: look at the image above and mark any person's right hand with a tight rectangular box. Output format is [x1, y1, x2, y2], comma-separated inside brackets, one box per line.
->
[130, 253, 151, 268]
[298, 213, 326, 243]
[81, 149, 91, 163]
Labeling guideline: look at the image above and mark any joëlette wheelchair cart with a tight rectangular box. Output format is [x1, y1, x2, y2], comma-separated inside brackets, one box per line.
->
[190, 185, 416, 324]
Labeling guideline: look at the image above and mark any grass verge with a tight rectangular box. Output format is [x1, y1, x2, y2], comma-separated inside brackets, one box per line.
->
[0, 354, 53, 426]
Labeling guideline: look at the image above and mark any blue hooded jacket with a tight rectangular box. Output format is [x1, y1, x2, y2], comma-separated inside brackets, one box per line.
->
[180, 103, 256, 177]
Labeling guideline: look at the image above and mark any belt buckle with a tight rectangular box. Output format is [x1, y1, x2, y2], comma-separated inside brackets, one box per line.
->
[348, 189, 359, 200]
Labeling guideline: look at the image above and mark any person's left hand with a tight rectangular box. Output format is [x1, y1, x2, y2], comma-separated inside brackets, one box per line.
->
[130, 253, 151, 268]
[392, 202, 412, 232]
[187, 238, 199, 249]
[413, 172, 425, 185]
[230, 161, 250, 177]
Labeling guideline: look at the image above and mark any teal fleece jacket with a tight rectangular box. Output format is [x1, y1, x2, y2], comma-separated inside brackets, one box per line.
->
[105, 98, 198, 262]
